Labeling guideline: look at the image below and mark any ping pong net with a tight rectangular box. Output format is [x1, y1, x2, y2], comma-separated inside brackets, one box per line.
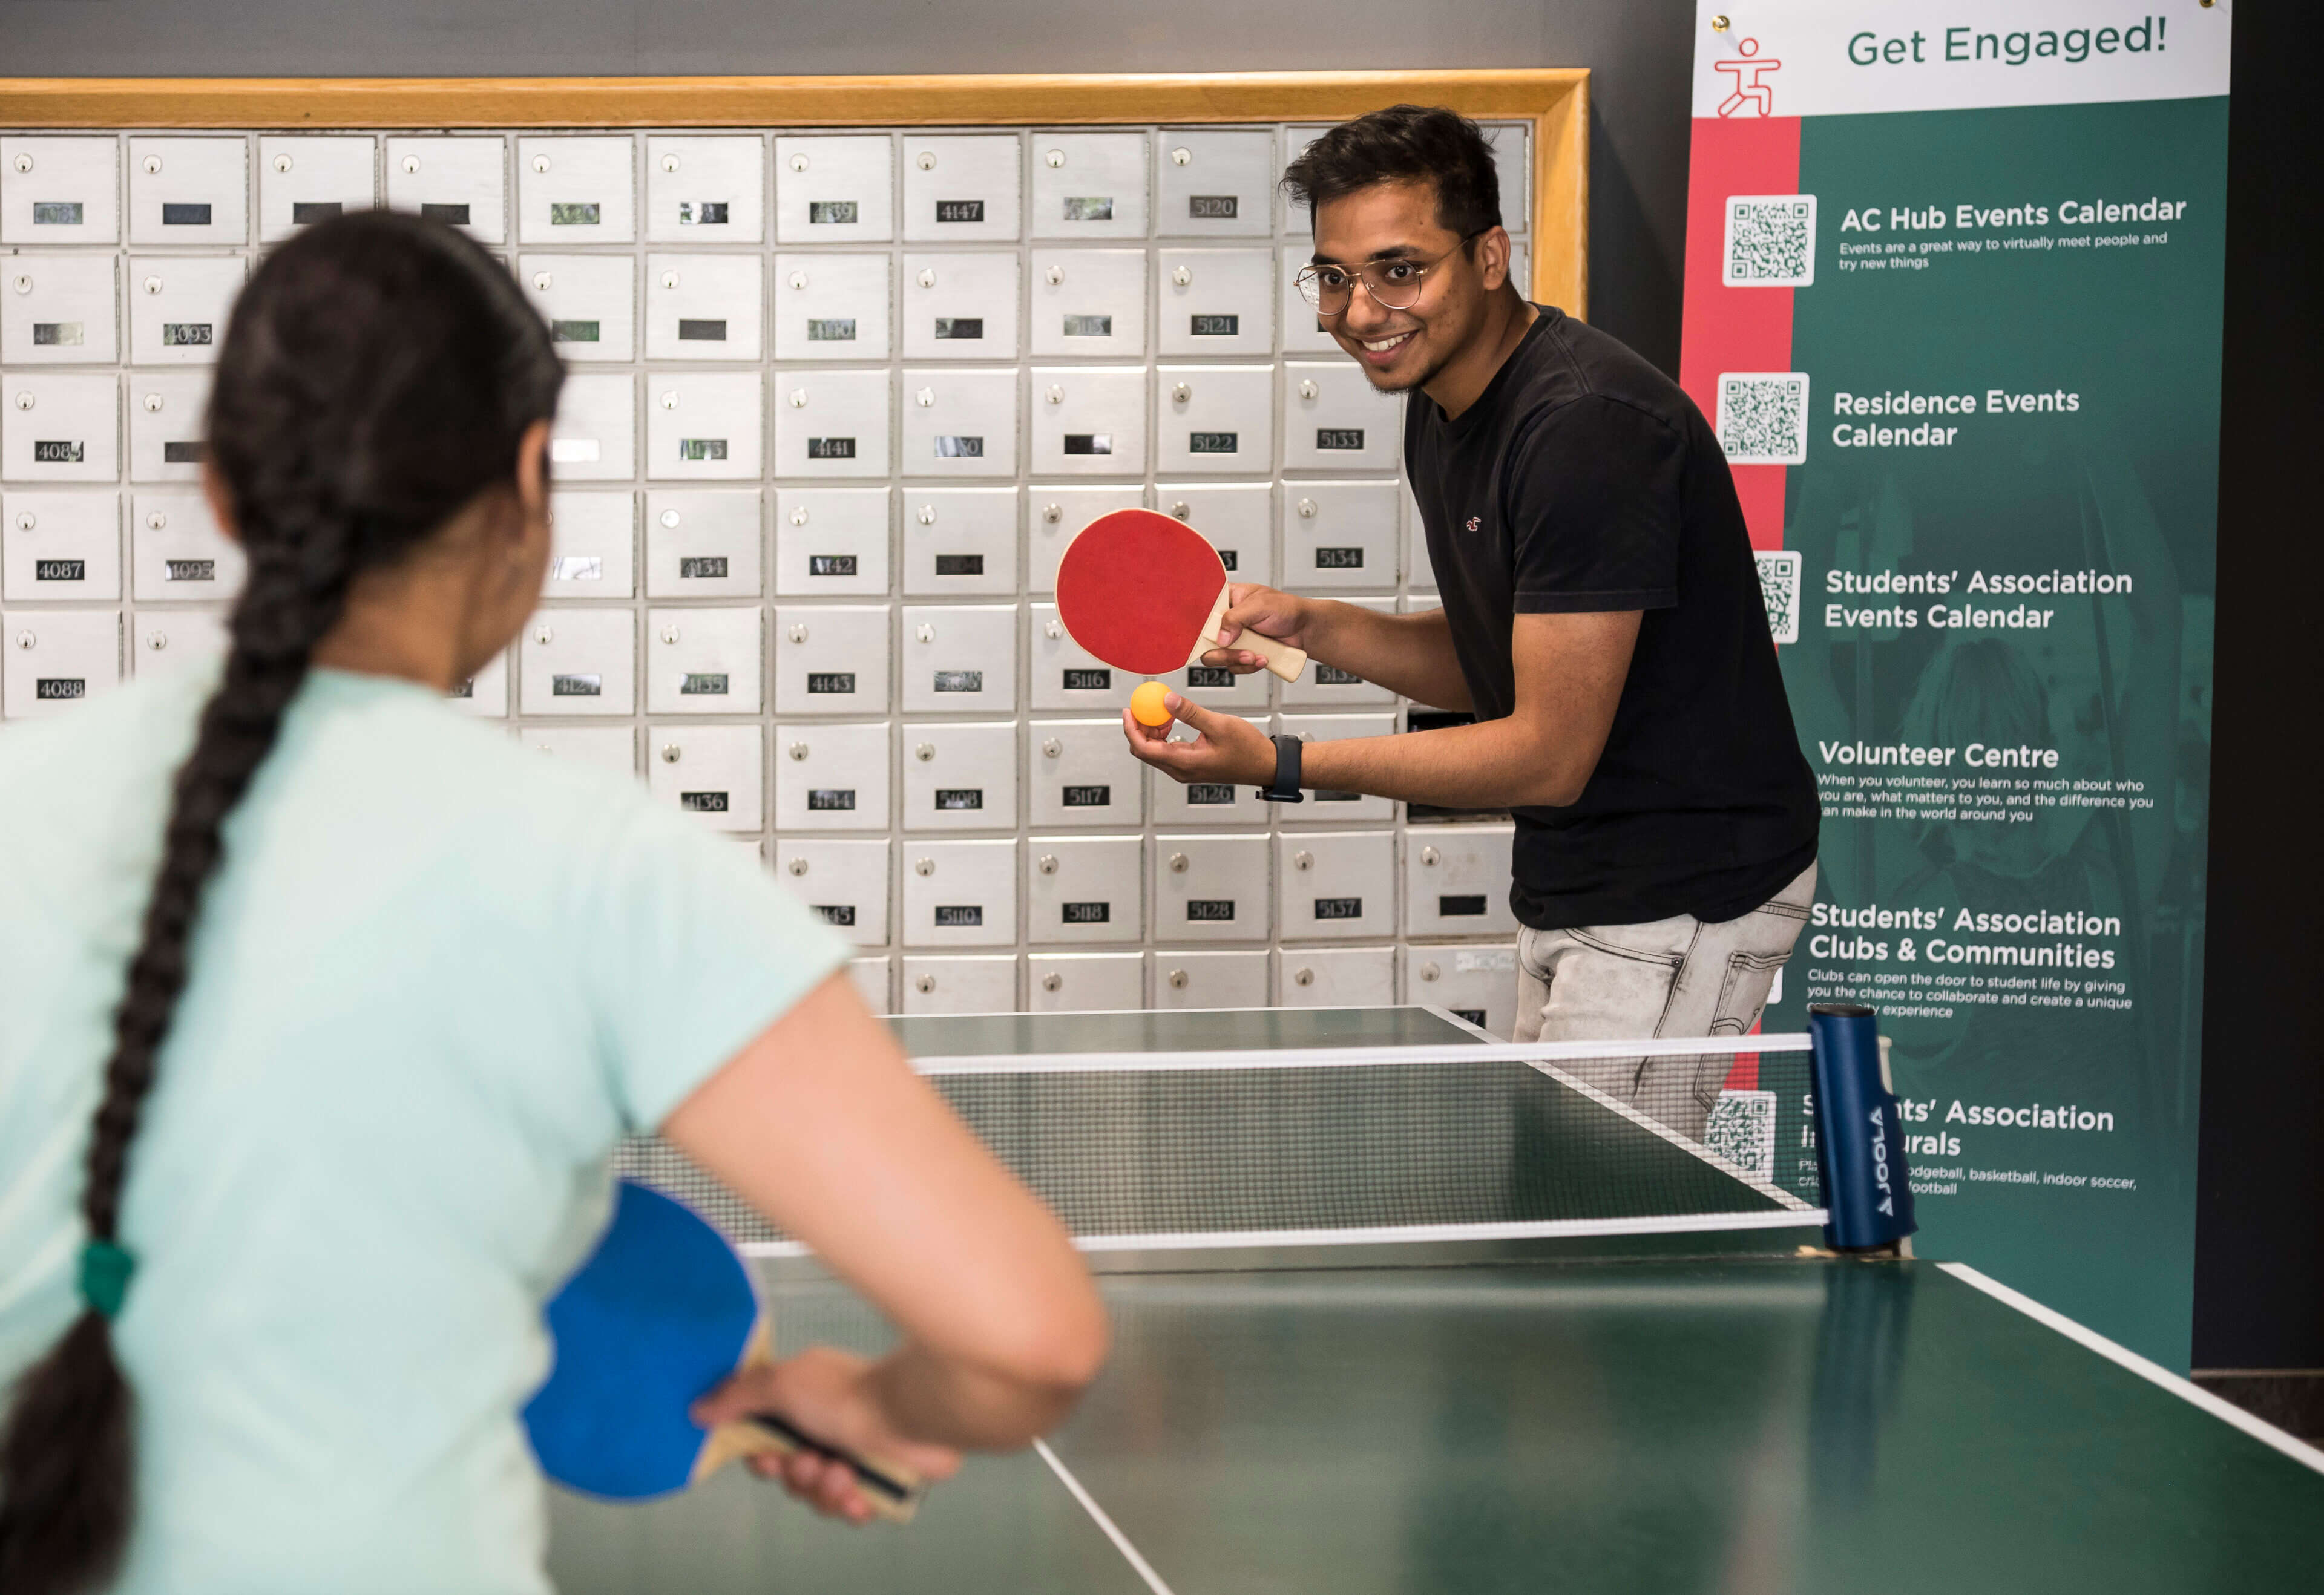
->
[617, 1033, 1831, 1262]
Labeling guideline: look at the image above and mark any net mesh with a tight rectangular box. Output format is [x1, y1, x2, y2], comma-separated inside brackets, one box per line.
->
[615, 1043, 1824, 1252]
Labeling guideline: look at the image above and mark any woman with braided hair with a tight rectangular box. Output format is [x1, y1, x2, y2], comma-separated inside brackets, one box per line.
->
[0, 211, 1104, 1595]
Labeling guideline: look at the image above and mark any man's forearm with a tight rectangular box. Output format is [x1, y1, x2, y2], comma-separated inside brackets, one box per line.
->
[1301, 718, 1592, 810]
[1304, 602, 1472, 710]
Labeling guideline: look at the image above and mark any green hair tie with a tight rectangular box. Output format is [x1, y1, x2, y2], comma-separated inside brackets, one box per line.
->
[79, 1240, 136, 1322]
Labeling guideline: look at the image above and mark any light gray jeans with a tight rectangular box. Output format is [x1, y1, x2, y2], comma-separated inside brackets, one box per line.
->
[1514, 862, 1817, 1143]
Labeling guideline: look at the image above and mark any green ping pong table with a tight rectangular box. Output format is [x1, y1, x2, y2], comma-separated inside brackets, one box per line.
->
[551, 1006, 2324, 1594]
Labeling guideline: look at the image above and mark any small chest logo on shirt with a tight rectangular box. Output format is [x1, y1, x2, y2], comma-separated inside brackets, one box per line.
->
[1465, 516, 1482, 532]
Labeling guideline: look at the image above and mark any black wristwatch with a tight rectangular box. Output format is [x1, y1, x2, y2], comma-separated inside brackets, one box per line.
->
[1258, 733, 1304, 802]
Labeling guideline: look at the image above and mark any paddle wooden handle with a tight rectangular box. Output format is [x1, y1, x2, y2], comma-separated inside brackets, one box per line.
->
[1196, 588, 1308, 682]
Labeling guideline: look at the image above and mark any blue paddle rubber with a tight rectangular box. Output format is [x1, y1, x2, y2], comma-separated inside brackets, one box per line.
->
[525, 1179, 759, 1500]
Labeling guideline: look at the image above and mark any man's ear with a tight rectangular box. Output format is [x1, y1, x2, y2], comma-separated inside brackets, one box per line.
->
[1475, 226, 1515, 295]
[200, 456, 241, 547]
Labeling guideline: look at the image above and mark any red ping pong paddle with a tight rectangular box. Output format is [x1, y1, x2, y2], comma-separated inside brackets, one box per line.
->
[1055, 509, 1308, 683]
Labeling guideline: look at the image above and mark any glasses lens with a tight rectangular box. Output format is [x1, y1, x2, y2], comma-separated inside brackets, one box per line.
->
[1298, 269, 1353, 313]
[1362, 261, 1426, 310]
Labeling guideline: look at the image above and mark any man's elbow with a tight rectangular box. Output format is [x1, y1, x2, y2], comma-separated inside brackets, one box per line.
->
[1520, 747, 1599, 808]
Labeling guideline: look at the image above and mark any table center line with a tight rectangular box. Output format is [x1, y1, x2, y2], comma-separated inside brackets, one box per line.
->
[1034, 1436, 1177, 1595]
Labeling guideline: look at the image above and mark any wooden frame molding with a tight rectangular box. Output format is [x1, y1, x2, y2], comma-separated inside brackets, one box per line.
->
[0, 70, 1588, 312]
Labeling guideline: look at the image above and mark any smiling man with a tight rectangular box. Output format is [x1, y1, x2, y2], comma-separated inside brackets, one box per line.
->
[1121, 105, 1821, 1139]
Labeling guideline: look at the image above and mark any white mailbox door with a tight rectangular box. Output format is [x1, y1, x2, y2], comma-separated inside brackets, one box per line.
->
[902, 136, 1022, 244]
[1154, 833, 1271, 942]
[129, 372, 210, 483]
[773, 604, 890, 716]
[645, 490, 761, 599]
[902, 603, 1016, 715]
[1030, 250, 1146, 358]
[1029, 367, 1147, 479]
[548, 373, 637, 480]
[775, 136, 896, 244]
[1152, 716, 1271, 828]
[774, 720, 891, 831]
[1278, 830, 1396, 941]
[1157, 249, 1275, 358]
[850, 956, 894, 1012]
[4, 608, 119, 719]
[385, 137, 506, 242]
[646, 136, 766, 243]
[901, 955, 1017, 1015]
[131, 491, 246, 603]
[257, 137, 377, 243]
[518, 136, 636, 244]
[648, 723, 763, 832]
[545, 490, 636, 597]
[647, 606, 762, 715]
[128, 138, 248, 246]
[903, 487, 1017, 597]
[520, 725, 637, 778]
[1028, 486, 1145, 594]
[1279, 243, 1341, 355]
[1407, 945, 1520, 1038]
[1284, 363, 1402, 472]
[1405, 824, 1519, 937]
[1157, 365, 1274, 476]
[129, 256, 244, 366]
[5, 375, 120, 483]
[4, 256, 117, 365]
[1028, 953, 1144, 1014]
[1028, 604, 1131, 715]
[901, 370, 1017, 480]
[1150, 949, 1270, 1010]
[1031, 133, 1147, 240]
[3, 137, 121, 244]
[774, 371, 890, 480]
[1155, 483, 1272, 588]
[522, 255, 636, 362]
[132, 608, 228, 680]
[775, 488, 890, 597]
[1157, 131, 1275, 239]
[1282, 597, 1397, 707]
[1284, 481, 1400, 592]
[1281, 713, 1398, 823]
[902, 721, 1017, 832]
[774, 254, 891, 362]
[1174, 652, 1269, 713]
[447, 651, 507, 718]
[646, 373, 762, 482]
[3, 491, 119, 601]
[781, 842, 887, 958]
[1279, 946, 1399, 1007]
[778, 839, 890, 947]
[520, 608, 635, 715]
[902, 839, 1018, 948]
[1404, 480, 1435, 591]
[1028, 835, 1142, 945]
[646, 254, 763, 362]
[901, 253, 1021, 361]
[1029, 719, 1144, 828]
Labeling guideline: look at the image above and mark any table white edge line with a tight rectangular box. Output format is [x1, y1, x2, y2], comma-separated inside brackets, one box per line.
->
[1526, 1058, 1820, 1214]
[738, 1208, 1830, 1260]
[1937, 1262, 2324, 1477]
[913, 1033, 1815, 1074]
[1034, 1437, 1177, 1595]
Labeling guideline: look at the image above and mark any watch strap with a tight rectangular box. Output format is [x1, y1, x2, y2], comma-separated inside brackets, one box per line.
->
[1259, 733, 1304, 802]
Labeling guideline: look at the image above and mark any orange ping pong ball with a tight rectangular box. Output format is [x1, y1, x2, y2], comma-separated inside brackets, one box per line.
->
[1130, 680, 1175, 727]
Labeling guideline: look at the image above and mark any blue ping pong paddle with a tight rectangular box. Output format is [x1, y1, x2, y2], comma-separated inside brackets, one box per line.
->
[524, 1178, 925, 1519]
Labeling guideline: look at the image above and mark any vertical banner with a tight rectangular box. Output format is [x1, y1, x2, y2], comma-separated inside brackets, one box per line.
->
[1682, 2, 2230, 1365]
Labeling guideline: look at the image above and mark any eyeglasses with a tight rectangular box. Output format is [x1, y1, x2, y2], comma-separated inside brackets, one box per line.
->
[1294, 234, 1483, 315]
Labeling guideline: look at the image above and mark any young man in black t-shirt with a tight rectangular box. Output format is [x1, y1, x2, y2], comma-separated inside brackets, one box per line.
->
[1121, 105, 1820, 1139]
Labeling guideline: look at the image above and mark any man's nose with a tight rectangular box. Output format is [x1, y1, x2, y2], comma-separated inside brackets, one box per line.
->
[1341, 287, 1396, 335]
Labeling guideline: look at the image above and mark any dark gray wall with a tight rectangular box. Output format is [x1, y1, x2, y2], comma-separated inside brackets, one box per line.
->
[2, 0, 1700, 372]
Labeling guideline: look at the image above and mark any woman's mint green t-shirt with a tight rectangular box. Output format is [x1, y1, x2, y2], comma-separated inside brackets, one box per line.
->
[0, 667, 849, 1593]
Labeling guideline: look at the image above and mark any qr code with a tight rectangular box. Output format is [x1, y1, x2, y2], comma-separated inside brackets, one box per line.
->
[1717, 372, 1810, 465]
[1705, 1090, 1777, 1181]
[1724, 194, 1817, 287]
[1756, 549, 1802, 644]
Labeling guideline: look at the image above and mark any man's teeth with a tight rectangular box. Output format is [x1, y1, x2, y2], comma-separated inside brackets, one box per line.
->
[1362, 333, 1412, 352]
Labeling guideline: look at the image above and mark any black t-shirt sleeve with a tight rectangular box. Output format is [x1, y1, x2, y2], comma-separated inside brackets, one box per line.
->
[1505, 395, 1684, 615]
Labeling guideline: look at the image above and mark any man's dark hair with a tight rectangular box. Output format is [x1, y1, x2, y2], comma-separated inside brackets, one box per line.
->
[1282, 105, 1503, 239]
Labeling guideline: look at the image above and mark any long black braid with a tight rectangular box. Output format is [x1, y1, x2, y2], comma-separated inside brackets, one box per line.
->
[0, 210, 561, 1595]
